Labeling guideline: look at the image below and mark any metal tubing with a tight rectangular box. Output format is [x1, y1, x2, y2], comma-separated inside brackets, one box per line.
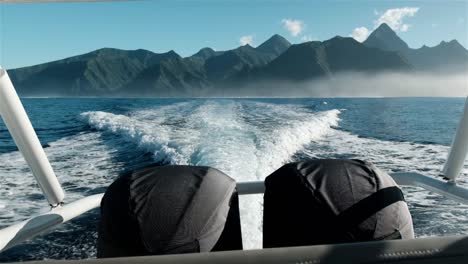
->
[443, 97, 468, 181]
[391, 172, 468, 205]
[237, 181, 265, 195]
[0, 68, 64, 206]
[0, 193, 103, 252]
[236, 173, 468, 205]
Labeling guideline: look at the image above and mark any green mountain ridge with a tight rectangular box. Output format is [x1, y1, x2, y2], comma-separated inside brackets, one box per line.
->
[7, 25, 467, 97]
[363, 23, 468, 71]
[257, 36, 411, 81]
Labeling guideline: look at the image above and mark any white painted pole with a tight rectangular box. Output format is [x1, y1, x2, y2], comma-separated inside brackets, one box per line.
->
[443, 97, 468, 181]
[0, 193, 103, 252]
[0, 67, 64, 206]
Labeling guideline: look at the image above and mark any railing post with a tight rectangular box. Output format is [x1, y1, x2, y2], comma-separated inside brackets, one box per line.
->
[443, 97, 468, 182]
[0, 67, 64, 206]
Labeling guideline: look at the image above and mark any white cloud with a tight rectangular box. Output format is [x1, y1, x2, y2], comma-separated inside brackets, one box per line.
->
[239, 35, 254, 46]
[375, 7, 419, 32]
[400, 24, 410, 32]
[350, 27, 370, 42]
[281, 19, 305, 37]
[301, 35, 315, 42]
[350, 7, 418, 43]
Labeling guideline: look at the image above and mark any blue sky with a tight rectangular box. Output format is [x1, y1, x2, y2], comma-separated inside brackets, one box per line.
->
[0, 0, 467, 69]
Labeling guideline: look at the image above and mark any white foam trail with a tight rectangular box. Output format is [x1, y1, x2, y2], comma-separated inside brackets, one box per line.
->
[300, 129, 460, 178]
[247, 103, 340, 177]
[82, 111, 189, 165]
[0, 132, 124, 227]
[80, 100, 341, 248]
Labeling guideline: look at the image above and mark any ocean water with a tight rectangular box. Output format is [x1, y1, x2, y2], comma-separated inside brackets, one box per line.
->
[0, 97, 467, 261]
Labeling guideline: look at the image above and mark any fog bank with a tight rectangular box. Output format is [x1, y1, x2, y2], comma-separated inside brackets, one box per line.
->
[225, 71, 468, 97]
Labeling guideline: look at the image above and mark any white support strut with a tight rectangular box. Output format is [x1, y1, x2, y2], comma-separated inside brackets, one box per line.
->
[0, 194, 103, 252]
[0, 68, 64, 206]
[443, 97, 468, 181]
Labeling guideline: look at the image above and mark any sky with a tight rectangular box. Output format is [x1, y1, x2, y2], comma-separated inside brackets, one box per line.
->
[0, 0, 467, 69]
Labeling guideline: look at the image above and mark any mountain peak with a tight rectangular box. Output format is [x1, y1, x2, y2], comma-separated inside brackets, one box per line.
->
[436, 39, 467, 53]
[237, 44, 256, 51]
[363, 23, 409, 52]
[256, 34, 291, 56]
[374, 23, 394, 33]
[329, 36, 346, 41]
[269, 34, 289, 43]
[167, 50, 178, 55]
[191, 47, 219, 60]
[444, 39, 464, 48]
[163, 50, 181, 59]
[93, 47, 127, 56]
[200, 47, 215, 53]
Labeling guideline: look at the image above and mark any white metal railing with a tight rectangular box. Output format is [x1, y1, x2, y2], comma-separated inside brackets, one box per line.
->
[238, 173, 468, 204]
[0, 68, 64, 206]
[443, 97, 468, 181]
[0, 66, 467, 255]
[0, 194, 103, 252]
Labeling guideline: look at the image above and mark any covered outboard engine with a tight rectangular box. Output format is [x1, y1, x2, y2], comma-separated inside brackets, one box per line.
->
[97, 164, 243, 258]
[263, 159, 414, 248]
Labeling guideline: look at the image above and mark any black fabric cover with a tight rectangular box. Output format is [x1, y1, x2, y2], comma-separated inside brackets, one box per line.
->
[263, 159, 414, 248]
[97, 164, 243, 258]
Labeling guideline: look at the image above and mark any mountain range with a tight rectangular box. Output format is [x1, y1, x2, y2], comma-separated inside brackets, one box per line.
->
[7, 23, 468, 97]
[364, 23, 468, 72]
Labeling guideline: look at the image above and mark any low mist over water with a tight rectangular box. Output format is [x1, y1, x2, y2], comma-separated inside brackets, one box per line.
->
[219, 71, 468, 98]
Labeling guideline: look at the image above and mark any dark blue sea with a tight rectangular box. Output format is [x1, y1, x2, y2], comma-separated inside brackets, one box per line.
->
[0, 98, 466, 261]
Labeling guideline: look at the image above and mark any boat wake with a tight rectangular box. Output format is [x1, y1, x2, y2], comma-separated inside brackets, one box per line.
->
[80, 100, 341, 249]
[0, 99, 466, 261]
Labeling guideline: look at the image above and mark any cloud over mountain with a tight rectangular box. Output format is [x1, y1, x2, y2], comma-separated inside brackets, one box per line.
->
[351, 27, 370, 42]
[375, 7, 419, 32]
[352, 7, 419, 42]
[281, 19, 304, 37]
[240, 35, 254, 46]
